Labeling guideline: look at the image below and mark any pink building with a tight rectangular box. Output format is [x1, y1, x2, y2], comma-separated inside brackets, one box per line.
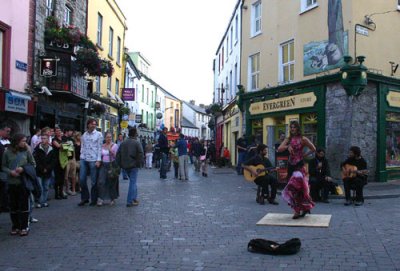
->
[0, 0, 35, 135]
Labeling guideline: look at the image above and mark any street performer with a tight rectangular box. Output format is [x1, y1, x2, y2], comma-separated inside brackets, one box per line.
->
[341, 146, 368, 206]
[242, 144, 279, 205]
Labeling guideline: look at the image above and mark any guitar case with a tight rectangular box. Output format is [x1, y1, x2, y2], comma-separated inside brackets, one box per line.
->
[248, 238, 301, 255]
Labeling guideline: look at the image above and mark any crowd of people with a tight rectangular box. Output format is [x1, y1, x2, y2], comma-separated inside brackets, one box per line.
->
[0, 118, 370, 236]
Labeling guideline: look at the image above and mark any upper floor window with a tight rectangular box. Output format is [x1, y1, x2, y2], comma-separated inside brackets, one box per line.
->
[226, 36, 230, 59]
[251, 1, 262, 37]
[300, 0, 318, 13]
[0, 31, 3, 87]
[46, 0, 54, 17]
[230, 26, 233, 53]
[234, 15, 238, 42]
[107, 77, 111, 95]
[63, 6, 72, 26]
[116, 37, 121, 65]
[280, 40, 295, 83]
[96, 76, 101, 94]
[115, 78, 119, 96]
[97, 13, 103, 46]
[249, 53, 260, 91]
[141, 85, 144, 102]
[108, 27, 114, 57]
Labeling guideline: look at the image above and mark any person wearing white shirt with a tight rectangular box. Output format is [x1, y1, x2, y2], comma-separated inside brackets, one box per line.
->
[78, 119, 103, 206]
[30, 128, 41, 150]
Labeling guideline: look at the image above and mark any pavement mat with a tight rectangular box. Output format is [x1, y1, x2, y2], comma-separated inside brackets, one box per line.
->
[256, 213, 332, 228]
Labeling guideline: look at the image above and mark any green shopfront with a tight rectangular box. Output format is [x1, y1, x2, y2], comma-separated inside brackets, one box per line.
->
[240, 73, 400, 183]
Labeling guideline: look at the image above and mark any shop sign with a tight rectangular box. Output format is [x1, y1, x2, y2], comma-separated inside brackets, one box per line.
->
[5, 93, 28, 114]
[122, 88, 135, 101]
[249, 92, 317, 115]
[40, 58, 58, 77]
[15, 60, 27, 71]
[386, 91, 400, 108]
[120, 121, 128, 129]
[135, 114, 142, 123]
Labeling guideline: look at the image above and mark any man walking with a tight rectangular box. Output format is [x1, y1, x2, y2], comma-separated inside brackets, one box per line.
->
[236, 134, 247, 175]
[158, 127, 169, 179]
[0, 123, 11, 212]
[116, 127, 144, 207]
[78, 119, 103, 206]
[175, 134, 189, 180]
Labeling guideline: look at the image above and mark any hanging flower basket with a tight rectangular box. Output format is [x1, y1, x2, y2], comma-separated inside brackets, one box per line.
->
[119, 106, 130, 116]
[91, 103, 106, 115]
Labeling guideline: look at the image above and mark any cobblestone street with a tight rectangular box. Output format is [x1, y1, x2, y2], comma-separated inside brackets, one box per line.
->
[0, 166, 399, 271]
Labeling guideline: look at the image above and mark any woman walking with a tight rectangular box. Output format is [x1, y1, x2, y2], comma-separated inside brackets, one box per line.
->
[144, 141, 154, 169]
[278, 121, 316, 219]
[1, 134, 36, 236]
[97, 132, 119, 206]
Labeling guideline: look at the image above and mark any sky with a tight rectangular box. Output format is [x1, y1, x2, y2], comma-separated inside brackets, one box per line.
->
[116, 0, 238, 106]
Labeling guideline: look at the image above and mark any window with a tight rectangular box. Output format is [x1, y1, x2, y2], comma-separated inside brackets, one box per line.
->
[107, 77, 111, 96]
[225, 76, 229, 101]
[221, 47, 224, 69]
[249, 53, 260, 91]
[251, 1, 262, 37]
[146, 88, 149, 104]
[234, 63, 238, 96]
[235, 15, 238, 42]
[301, 0, 318, 13]
[64, 6, 72, 26]
[386, 112, 400, 168]
[150, 113, 153, 129]
[141, 85, 144, 102]
[108, 27, 113, 57]
[230, 27, 233, 52]
[97, 13, 103, 46]
[280, 40, 295, 83]
[116, 37, 121, 65]
[115, 78, 119, 96]
[96, 76, 101, 94]
[0, 31, 3, 87]
[226, 36, 229, 59]
[229, 70, 233, 99]
[46, 0, 54, 17]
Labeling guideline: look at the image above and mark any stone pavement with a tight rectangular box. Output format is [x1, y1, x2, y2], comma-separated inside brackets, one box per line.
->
[0, 166, 399, 271]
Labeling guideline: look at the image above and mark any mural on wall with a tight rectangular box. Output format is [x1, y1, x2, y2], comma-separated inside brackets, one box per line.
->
[304, 0, 348, 76]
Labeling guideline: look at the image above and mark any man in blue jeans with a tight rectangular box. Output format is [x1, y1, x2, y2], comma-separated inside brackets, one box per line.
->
[116, 127, 144, 207]
[78, 119, 103, 206]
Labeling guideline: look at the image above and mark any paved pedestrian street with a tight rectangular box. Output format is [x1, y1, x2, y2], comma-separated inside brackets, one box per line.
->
[0, 167, 399, 271]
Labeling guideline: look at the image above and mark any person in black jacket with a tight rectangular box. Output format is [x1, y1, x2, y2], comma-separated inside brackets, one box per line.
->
[308, 148, 334, 203]
[242, 144, 279, 205]
[33, 133, 56, 208]
[158, 127, 169, 179]
[341, 146, 368, 206]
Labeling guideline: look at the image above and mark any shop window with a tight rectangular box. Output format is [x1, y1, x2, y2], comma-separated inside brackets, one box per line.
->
[301, 113, 318, 146]
[386, 112, 400, 168]
[48, 54, 70, 91]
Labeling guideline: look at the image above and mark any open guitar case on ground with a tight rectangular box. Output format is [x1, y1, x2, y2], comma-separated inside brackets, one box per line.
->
[247, 238, 301, 255]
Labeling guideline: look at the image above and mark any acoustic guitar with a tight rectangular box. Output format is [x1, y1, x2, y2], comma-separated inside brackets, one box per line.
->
[341, 164, 369, 179]
[243, 165, 277, 182]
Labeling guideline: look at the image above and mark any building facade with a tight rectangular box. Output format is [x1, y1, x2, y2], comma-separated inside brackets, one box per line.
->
[0, 0, 36, 135]
[213, 0, 243, 165]
[182, 101, 211, 140]
[238, 0, 400, 182]
[87, 0, 126, 136]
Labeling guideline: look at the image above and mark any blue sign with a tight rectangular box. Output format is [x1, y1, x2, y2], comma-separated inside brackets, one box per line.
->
[5, 93, 28, 114]
[15, 60, 28, 71]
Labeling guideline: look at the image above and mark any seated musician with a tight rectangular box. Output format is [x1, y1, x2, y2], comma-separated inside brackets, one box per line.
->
[242, 144, 279, 205]
[341, 146, 368, 206]
[308, 147, 334, 203]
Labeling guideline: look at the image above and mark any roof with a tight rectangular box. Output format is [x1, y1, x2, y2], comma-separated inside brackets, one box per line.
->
[125, 53, 141, 80]
[183, 101, 208, 115]
[181, 117, 198, 129]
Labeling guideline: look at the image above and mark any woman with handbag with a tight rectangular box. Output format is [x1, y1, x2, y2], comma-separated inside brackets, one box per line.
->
[1, 133, 36, 236]
[97, 132, 119, 206]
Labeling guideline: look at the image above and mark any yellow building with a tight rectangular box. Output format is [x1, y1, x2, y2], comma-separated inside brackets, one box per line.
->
[164, 94, 181, 131]
[238, 0, 400, 182]
[87, 0, 127, 136]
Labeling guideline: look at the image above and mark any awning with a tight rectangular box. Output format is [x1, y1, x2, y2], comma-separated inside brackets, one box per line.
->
[9, 91, 32, 101]
[107, 90, 117, 101]
[115, 94, 124, 104]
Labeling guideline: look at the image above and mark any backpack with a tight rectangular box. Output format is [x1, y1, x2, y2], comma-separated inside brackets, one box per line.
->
[247, 238, 301, 255]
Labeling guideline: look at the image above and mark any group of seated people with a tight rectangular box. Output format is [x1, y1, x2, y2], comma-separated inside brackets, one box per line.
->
[242, 145, 368, 206]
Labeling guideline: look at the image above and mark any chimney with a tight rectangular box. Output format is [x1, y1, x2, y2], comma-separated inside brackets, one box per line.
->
[190, 100, 195, 105]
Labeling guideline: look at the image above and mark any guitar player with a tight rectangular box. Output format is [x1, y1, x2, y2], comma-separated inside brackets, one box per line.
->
[242, 144, 279, 205]
[340, 146, 368, 206]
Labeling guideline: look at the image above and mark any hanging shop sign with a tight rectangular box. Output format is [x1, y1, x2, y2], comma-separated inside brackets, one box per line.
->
[40, 58, 58, 77]
[121, 88, 135, 101]
[386, 91, 400, 108]
[249, 92, 317, 115]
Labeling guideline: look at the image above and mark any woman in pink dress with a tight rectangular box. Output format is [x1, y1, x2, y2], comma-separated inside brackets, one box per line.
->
[278, 121, 316, 219]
